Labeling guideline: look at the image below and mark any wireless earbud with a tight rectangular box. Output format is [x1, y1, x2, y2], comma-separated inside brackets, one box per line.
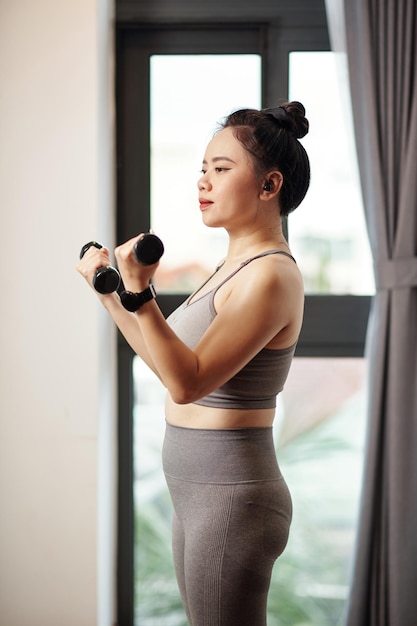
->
[263, 181, 273, 192]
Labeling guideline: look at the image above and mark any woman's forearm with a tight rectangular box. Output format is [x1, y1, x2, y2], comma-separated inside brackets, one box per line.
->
[101, 293, 162, 379]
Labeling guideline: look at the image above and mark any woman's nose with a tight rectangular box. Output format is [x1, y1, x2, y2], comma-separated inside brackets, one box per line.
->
[198, 174, 210, 190]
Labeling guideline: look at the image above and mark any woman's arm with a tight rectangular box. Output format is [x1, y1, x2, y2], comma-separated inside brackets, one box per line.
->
[115, 237, 303, 404]
[76, 244, 162, 379]
[134, 265, 301, 404]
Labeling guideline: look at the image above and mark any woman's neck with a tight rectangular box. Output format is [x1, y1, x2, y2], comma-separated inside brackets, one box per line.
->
[224, 227, 289, 264]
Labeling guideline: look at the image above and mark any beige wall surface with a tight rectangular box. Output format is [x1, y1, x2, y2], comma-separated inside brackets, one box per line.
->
[0, 1, 116, 625]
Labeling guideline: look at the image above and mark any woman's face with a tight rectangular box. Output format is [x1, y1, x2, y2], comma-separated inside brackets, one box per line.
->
[197, 127, 263, 232]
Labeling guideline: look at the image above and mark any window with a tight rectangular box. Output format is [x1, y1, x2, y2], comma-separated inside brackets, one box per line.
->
[132, 356, 368, 625]
[116, 26, 267, 624]
[116, 3, 370, 624]
[288, 51, 374, 295]
[135, 56, 369, 624]
[150, 54, 261, 293]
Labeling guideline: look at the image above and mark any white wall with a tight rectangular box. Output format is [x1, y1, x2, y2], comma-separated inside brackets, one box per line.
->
[0, 1, 117, 625]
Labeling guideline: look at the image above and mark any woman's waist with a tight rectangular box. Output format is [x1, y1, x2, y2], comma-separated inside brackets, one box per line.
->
[162, 421, 282, 484]
[165, 394, 275, 430]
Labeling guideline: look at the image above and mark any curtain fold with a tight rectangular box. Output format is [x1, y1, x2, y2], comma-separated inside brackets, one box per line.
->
[325, 0, 417, 624]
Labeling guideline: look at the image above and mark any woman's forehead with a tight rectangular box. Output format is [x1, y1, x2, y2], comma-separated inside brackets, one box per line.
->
[203, 127, 249, 162]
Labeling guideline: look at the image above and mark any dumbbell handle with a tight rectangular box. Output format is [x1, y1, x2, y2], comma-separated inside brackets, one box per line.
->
[80, 233, 164, 294]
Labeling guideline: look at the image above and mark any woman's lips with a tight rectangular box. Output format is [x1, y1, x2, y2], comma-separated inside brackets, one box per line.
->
[199, 198, 213, 210]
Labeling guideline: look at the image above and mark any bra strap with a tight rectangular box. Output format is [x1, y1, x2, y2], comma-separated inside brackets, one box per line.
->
[213, 249, 296, 292]
[188, 249, 296, 303]
[241, 249, 296, 266]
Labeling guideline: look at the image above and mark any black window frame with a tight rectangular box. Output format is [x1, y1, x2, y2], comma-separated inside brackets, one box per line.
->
[115, 3, 371, 624]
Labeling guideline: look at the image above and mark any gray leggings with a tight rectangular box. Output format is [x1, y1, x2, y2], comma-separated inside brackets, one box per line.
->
[162, 423, 292, 626]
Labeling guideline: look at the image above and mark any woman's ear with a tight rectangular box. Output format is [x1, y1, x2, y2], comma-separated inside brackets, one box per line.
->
[260, 171, 283, 199]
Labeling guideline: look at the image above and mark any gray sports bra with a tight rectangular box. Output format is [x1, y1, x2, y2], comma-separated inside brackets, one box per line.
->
[166, 250, 297, 410]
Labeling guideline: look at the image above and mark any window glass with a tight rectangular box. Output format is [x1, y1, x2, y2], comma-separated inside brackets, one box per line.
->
[149, 54, 261, 293]
[288, 52, 375, 295]
[133, 356, 367, 625]
[132, 51, 370, 626]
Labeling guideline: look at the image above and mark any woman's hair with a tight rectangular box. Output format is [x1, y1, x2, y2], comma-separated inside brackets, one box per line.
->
[220, 101, 310, 216]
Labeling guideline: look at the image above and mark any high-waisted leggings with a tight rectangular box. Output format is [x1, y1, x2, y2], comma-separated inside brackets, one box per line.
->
[162, 423, 292, 626]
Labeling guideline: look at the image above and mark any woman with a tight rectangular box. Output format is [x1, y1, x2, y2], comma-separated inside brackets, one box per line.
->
[78, 101, 310, 625]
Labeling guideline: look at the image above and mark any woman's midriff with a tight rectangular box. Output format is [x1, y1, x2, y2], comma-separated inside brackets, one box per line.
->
[165, 394, 275, 429]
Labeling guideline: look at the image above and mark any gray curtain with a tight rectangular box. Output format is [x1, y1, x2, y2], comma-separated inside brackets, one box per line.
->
[326, 0, 417, 624]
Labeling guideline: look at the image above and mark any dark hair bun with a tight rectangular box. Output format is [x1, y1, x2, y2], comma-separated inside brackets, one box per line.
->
[262, 101, 309, 139]
[281, 101, 309, 139]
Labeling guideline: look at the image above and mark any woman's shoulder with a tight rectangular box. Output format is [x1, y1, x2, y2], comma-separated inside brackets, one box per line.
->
[241, 249, 303, 290]
[216, 250, 303, 313]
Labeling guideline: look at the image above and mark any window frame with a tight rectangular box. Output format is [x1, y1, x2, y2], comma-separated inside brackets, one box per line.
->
[115, 2, 370, 623]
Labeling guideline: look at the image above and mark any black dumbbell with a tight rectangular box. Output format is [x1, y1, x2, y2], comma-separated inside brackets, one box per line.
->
[133, 232, 165, 265]
[79, 241, 121, 294]
[80, 233, 164, 294]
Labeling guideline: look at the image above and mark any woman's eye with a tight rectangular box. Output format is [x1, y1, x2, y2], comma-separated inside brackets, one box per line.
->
[199, 166, 229, 175]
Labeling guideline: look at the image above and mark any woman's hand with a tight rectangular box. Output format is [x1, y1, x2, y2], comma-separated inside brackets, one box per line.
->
[76, 244, 113, 293]
[115, 234, 160, 292]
